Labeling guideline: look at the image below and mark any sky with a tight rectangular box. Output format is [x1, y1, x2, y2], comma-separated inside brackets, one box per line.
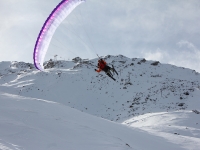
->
[0, 0, 200, 72]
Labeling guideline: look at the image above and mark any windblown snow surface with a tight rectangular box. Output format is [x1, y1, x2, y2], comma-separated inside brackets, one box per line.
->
[0, 55, 200, 150]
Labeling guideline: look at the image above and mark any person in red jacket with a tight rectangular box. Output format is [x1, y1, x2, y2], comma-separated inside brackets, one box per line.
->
[95, 59, 116, 81]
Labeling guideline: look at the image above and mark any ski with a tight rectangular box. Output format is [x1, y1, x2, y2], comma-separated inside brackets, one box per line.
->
[108, 74, 116, 81]
[112, 65, 118, 75]
[106, 71, 116, 81]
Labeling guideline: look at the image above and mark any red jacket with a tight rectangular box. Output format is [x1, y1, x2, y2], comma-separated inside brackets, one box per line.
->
[96, 60, 107, 72]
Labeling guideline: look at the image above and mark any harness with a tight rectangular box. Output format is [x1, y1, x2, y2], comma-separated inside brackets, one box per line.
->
[98, 60, 106, 70]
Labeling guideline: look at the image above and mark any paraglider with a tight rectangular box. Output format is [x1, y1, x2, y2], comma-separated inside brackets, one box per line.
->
[95, 58, 118, 81]
[33, 0, 85, 71]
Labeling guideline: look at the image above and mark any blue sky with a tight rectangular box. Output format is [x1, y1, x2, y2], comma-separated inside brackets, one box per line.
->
[0, 0, 200, 72]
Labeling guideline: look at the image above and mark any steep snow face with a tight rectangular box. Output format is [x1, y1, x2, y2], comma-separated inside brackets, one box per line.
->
[0, 55, 200, 123]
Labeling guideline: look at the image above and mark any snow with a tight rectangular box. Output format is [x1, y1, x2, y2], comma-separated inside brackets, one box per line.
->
[0, 55, 200, 149]
[123, 111, 200, 150]
[123, 89, 200, 149]
[0, 92, 183, 150]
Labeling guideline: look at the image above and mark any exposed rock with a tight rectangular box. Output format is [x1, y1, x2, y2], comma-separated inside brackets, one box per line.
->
[151, 61, 160, 66]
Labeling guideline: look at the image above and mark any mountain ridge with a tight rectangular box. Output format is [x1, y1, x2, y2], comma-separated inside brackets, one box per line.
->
[0, 54, 199, 122]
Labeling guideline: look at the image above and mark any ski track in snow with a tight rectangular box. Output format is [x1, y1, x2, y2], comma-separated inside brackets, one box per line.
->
[123, 111, 200, 150]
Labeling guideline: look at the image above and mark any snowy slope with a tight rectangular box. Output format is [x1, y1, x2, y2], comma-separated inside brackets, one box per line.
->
[0, 92, 184, 150]
[122, 88, 200, 149]
[0, 55, 199, 122]
[0, 55, 200, 149]
[123, 110, 200, 150]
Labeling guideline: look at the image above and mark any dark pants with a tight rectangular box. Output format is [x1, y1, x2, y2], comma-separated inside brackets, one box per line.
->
[103, 65, 111, 73]
[103, 65, 115, 81]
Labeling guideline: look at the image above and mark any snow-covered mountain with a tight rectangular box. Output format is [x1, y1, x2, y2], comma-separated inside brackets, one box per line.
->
[0, 55, 200, 150]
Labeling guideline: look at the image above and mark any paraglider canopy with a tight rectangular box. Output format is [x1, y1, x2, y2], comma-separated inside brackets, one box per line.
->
[33, 0, 85, 70]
